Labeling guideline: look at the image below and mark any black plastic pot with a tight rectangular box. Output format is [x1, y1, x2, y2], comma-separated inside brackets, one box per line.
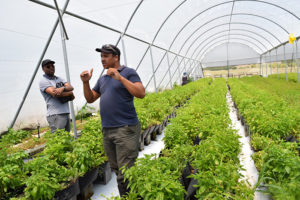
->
[78, 167, 99, 191]
[244, 124, 249, 136]
[181, 162, 192, 190]
[143, 128, 151, 145]
[151, 125, 160, 140]
[54, 179, 80, 200]
[139, 132, 144, 151]
[158, 124, 164, 135]
[285, 135, 300, 156]
[185, 169, 199, 200]
[96, 161, 112, 185]
[163, 117, 168, 126]
[240, 115, 245, 125]
[144, 126, 155, 145]
[192, 136, 201, 146]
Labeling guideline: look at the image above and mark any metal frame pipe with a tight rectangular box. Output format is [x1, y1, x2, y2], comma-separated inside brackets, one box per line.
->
[284, 44, 287, 81]
[58, 15, 77, 137]
[10, 0, 71, 129]
[166, 52, 173, 89]
[53, 0, 69, 40]
[276, 48, 279, 78]
[149, 46, 157, 92]
[296, 40, 299, 82]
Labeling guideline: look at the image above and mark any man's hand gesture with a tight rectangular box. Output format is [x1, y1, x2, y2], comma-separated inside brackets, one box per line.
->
[80, 68, 93, 83]
[107, 68, 122, 81]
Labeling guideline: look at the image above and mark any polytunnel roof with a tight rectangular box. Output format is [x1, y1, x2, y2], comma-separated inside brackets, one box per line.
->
[1, 0, 300, 132]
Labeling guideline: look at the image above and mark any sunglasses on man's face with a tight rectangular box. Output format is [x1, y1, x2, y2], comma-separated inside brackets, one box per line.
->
[45, 64, 55, 69]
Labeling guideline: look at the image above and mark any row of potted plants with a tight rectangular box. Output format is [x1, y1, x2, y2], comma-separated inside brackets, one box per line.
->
[1, 115, 106, 200]
[1, 79, 210, 199]
[237, 75, 300, 111]
[121, 79, 253, 199]
[269, 72, 299, 83]
[134, 78, 212, 131]
[228, 77, 300, 199]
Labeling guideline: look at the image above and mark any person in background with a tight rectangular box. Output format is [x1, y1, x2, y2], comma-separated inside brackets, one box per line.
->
[182, 72, 188, 86]
[80, 44, 145, 197]
[39, 59, 75, 133]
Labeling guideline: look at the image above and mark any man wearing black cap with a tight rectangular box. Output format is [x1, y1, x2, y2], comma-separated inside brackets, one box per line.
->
[80, 44, 145, 197]
[39, 59, 75, 133]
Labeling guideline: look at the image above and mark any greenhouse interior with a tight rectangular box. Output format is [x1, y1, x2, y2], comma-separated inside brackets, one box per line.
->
[1, 0, 300, 199]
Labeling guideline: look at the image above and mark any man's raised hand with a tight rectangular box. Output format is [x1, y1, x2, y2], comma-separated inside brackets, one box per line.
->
[80, 68, 93, 83]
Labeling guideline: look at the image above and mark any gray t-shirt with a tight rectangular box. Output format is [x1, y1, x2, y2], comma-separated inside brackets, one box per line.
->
[39, 74, 70, 116]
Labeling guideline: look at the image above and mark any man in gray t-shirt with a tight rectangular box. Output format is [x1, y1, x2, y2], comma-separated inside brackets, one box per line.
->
[39, 59, 75, 133]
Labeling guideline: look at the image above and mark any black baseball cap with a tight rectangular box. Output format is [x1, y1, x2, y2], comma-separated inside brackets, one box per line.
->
[41, 59, 55, 67]
[95, 44, 121, 57]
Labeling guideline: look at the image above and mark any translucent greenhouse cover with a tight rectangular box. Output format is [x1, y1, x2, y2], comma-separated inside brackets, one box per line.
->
[1, 0, 300, 132]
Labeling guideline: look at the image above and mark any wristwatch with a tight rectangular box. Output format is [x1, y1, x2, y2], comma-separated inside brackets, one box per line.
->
[63, 86, 66, 91]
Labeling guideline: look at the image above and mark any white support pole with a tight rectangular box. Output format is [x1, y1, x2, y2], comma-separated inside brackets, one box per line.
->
[296, 40, 299, 83]
[149, 46, 157, 92]
[259, 55, 262, 76]
[121, 37, 128, 66]
[265, 55, 268, 77]
[176, 56, 181, 85]
[276, 48, 279, 79]
[166, 52, 173, 89]
[269, 52, 272, 76]
[284, 44, 287, 81]
[183, 58, 187, 74]
[58, 11, 77, 137]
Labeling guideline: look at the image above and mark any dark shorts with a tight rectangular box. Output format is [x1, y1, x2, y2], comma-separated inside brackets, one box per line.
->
[46, 113, 70, 133]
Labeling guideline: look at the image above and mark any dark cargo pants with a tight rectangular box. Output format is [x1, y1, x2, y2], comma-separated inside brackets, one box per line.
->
[102, 123, 140, 197]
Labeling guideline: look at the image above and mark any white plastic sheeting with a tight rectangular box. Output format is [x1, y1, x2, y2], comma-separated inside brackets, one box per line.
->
[226, 92, 270, 200]
[1, 0, 300, 132]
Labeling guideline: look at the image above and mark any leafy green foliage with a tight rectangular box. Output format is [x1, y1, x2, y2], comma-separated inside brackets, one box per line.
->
[0, 149, 28, 199]
[42, 129, 74, 165]
[75, 104, 95, 120]
[0, 128, 31, 146]
[123, 79, 253, 199]
[228, 78, 299, 139]
[24, 156, 76, 200]
[124, 145, 194, 200]
[135, 78, 211, 130]
[229, 77, 300, 199]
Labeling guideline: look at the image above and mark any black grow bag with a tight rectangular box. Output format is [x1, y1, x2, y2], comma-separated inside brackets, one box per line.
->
[78, 167, 99, 191]
[96, 161, 112, 185]
[54, 179, 80, 200]
[185, 169, 199, 200]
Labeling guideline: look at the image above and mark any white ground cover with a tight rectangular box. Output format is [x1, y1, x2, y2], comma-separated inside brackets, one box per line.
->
[92, 91, 271, 199]
[226, 92, 270, 200]
[92, 130, 166, 199]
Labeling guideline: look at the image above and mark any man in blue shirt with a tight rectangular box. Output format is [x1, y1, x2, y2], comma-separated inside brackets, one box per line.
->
[39, 59, 75, 133]
[80, 44, 145, 197]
